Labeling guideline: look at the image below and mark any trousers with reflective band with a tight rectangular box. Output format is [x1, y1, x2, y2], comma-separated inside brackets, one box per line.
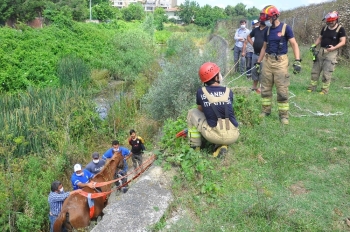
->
[310, 48, 338, 91]
[187, 108, 239, 147]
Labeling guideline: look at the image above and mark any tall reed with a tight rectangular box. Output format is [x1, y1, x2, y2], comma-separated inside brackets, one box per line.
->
[0, 85, 100, 161]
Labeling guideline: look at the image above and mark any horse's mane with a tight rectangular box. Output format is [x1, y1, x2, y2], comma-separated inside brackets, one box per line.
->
[93, 151, 123, 180]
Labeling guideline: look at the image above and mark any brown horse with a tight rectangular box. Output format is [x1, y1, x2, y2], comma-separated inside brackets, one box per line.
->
[53, 151, 124, 232]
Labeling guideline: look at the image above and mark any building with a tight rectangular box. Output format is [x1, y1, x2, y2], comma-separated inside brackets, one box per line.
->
[111, 0, 142, 9]
[165, 8, 180, 22]
[110, 0, 177, 12]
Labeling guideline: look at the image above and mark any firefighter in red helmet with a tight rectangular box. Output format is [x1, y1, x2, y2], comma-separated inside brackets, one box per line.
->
[307, 11, 346, 94]
[186, 62, 240, 157]
[255, 5, 301, 125]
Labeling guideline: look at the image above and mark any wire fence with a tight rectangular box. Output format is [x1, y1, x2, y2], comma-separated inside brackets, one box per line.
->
[208, 35, 228, 75]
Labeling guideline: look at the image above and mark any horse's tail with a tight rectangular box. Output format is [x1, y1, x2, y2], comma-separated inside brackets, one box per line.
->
[52, 211, 67, 232]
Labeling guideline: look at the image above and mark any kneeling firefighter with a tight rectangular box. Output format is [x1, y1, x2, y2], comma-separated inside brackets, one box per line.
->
[186, 62, 240, 157]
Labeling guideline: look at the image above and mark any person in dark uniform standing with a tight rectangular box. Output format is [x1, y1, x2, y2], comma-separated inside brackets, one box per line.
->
[307, 11, 346, 94]
[246, 19, 268, 93]
[255, 5, 301, 125]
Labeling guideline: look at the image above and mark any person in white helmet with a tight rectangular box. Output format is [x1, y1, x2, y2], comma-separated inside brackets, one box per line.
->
[70, 163, 96, 190]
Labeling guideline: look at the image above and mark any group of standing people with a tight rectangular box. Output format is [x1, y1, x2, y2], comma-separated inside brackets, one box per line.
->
[186, 5, 346, 157]
[48, 130, 146, 232]
[233, 18, 263, 94]
[236, 5, 346, 125]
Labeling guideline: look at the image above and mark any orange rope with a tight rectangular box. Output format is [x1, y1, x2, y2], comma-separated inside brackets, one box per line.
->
[77, 154, 156, 198]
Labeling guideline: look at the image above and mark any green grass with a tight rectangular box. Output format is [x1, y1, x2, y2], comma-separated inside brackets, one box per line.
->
[159, 47, 350, 231]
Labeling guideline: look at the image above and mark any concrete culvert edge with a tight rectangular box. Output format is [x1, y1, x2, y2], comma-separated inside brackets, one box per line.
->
[91, 166, 175, 232]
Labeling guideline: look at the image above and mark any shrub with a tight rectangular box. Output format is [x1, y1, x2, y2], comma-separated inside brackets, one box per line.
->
[0, 22, 121, 92]
[155, 30, 172, 44]
[142, 14, 155, 38]
[142, 33, 219, 121]
[112, 29, 156, 81]
[142, 35, 200, 121]
[121, 3, 145, 21]
[90, 69, 110, 88]
[158, 117, 221, 198]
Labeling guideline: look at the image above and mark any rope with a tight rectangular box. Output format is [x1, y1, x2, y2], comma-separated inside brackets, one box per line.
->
[223, 56, 241, 80]
[288, 91, 344, 117]
[225, 66, 256, 87]
[78, 154, 156, 198]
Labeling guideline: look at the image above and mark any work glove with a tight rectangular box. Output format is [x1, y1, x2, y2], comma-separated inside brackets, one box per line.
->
[254, 63, 261, 74]
[293, 60, 302, 74]
[310, 44, 316, 53]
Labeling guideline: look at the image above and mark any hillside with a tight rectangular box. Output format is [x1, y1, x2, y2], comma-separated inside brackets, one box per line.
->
[214, 0, 349, 59]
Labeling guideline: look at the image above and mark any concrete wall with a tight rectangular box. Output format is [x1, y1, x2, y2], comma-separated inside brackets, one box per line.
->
[6, 17, 43, 28]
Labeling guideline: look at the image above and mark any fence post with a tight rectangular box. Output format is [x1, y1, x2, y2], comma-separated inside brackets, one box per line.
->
[305, 16, 308, 29]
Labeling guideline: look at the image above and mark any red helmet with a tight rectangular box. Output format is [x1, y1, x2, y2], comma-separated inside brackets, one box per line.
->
[325, 11, 338, 22]
[260, 5, 280, 21]
[198, 62, 220, 83]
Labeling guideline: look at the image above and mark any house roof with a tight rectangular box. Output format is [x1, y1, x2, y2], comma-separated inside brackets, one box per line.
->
[166, 7, 179, 12]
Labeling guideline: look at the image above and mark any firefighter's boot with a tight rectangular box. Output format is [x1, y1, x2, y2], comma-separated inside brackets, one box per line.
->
[279, 110, 289, 125]
[319, 83, 330, 95]
[213, 145, 228, 158]
[307, 85, 316, 92]
[259, 104, 271, 118]
[307, 80, 318, 92]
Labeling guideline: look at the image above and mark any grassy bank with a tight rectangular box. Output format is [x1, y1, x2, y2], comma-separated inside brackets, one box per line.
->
[156, 47, 350, 231]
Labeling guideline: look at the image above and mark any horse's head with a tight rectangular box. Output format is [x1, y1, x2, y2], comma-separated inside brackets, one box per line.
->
[111, 150, 124, 169]
[92, 151, 123, 183]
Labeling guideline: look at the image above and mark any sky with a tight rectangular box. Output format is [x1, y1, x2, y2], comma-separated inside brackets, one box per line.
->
[177, 0, 332, 11]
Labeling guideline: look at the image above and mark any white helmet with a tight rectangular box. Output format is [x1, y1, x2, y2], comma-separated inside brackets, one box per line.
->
[252, 19, 259, 25]
[74, 164, 82, 172]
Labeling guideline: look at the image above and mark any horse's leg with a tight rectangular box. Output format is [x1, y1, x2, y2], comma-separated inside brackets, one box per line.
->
[62, 212, 74, 232]
[93, 198, 106, 219]
[104, 197, 108, 207]
[53, 212, 66, 232]
[68, 203, 91, 229]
